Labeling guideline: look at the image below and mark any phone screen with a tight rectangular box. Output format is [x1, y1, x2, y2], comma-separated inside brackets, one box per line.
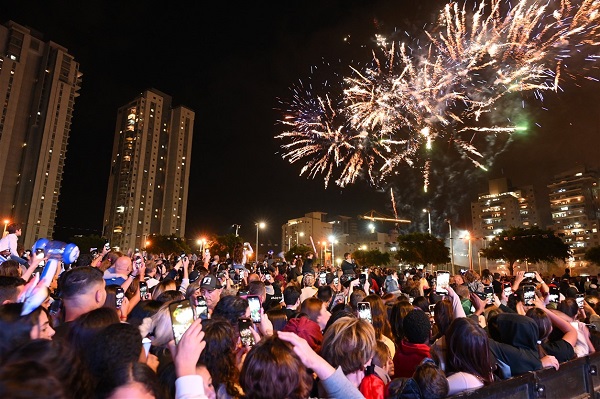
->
[195, 296, 209, 320]
[523, 285, 535, 306]
[358, 302, 372, 323]
[139, 282, 148, 299]
[238, 317, 255, 347]
[503, 284, 512, 297]
[524, 272, 535, 279]
[484, 286, 494, 305]
[577, 294, 585, 309]
[247, 295, 262, 323]
[548, 287, 560, 304]
[436, 271, 450, 294]
[319, 273, 327, 285]
[115, 287, 125, 308]
[169, 300, 195, 345]
[333, 277, 339, 285]
[428, 304, 435, 316]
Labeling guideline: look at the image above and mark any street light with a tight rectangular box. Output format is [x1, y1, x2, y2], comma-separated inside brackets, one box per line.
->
[2, 219, 9, 238]
[446, 219, 455, 275]
[296, 231, 304, 246]
[255, 222, 265, 262]
[328, 235, 336, 267]
[423, 209, 432, 235]
[464, 232, 473, 271]
[368, 223, 375, 233]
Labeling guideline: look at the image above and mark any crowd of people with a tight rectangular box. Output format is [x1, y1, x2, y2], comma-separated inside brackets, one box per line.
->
[1, 222, 599, 399]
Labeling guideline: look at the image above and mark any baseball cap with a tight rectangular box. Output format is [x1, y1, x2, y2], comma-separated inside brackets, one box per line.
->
[200, 274, 222, 291]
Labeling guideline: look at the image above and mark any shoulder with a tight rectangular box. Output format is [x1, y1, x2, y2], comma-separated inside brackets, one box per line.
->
[447, 372, 484, 396]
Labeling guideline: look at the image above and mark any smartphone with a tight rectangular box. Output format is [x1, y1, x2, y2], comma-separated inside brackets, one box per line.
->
[239, 270, 245, 279]
[115, 287, 125, 308]
[357, 302, 372, 323]
[548, 286, 560, 304]
[247, 295, 262, 323]
[359, 273, 367, 285]
[484, 286, 494, 305]
[238, 317, 255, 347]
[319, 273, 327, 285]
[169, 299, 196, 345]
[139, 281, 148, 299]
[576, 293, 585, 309]
[503, 283, 512, 297]
[333, 277, 339, 285]
[195, 295, 209, 320]
[523, 285, 535, 306]
[436, 270, 450, 295]
[524, 272, 536, 279]
[428, 304, 436, 317]
[264, 274, 272, 282]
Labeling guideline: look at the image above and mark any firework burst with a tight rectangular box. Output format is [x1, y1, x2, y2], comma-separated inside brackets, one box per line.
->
[276, 0, 600, 190]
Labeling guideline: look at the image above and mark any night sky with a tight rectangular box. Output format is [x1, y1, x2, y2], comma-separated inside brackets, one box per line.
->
[2, 1, 599, 247]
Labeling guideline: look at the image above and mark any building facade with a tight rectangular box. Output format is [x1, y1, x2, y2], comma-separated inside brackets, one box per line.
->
[0, 21, 82, 247]
[471, 178, 540, 239]
[103, 89, 194, 252]
[547, 167, 600, 263]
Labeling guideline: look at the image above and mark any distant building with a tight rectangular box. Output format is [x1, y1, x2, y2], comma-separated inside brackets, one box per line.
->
[471, 177, 540, 239]
[547, 167, 600, 263]
[103, 89, 194, 252]
[0, 21, 82, 247]
[281, 211, 400, 266]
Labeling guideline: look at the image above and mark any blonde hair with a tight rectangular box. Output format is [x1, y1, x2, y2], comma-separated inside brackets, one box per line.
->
[148, 302, 174, 347]
[321, 317, 376, 374]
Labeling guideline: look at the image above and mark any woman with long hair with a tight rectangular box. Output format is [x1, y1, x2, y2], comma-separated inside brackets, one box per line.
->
[362, 294, 395, 357]
[444, 317, 495, 395]
[389, 299, 414, 345]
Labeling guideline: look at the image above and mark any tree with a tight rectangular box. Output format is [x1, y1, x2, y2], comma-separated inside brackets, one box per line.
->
[207, 233, 244, 259]
[585, 246, 600, 266]
[395, 232, 450, 267]
[285, 245, 313, 261]
[69, 234, 108, 254]
[352, 249, 392, 267]
[146, 234, 190, 256]
[479, 226, 570, 276]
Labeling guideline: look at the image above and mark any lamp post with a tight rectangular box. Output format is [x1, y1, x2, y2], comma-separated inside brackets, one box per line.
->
[446, 219, 455, 275]
[2, 219, 9, 238]
[295, 231, 304, 246]
[465, 232, 473, 270]
[255, 222, 265, 262]
[328, 235, 336, 267]
[423, 209, 432, 235]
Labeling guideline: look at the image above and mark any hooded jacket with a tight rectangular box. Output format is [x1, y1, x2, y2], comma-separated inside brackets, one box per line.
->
[384, 275, 400, 294]
[487, 313, 542, 377]
[393, 340, 432, 378]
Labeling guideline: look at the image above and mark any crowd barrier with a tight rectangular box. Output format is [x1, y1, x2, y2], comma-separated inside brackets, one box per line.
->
[449, 352, 600, 399]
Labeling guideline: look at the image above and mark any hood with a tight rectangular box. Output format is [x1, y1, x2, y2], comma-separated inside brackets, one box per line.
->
[490, 313, 539, 351]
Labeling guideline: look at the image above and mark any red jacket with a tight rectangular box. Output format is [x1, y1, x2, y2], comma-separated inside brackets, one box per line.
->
[359, 374, 386, 399]
[393, 340, 431, 378]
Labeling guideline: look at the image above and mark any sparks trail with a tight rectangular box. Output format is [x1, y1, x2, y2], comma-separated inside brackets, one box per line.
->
[276, 0, 600, 190]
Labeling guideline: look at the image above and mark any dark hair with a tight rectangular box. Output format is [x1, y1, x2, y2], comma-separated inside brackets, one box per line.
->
[363, 294, 393, 340]
[324, 307, 355, 332]
[96, 362, 166, 399]
[3, 339, 93, 398]
[432, 299, 454, 340]
[6, 223, 21, 234]
[317, 285, 333, 303]
[0, 303, 46, 361]
[248, 281, 266, 298]
[283, 285, 301, 306]
[199, 318, 242, 397]
[0, 360, 66, 399]
[390, 300, 416, 344]
[66, 307, 120, 361]
[557, 297, 579, 318]
[0, 260, 21, 278]
[445, 317, 494, 384]
[155, 289, 185, 303]
[403, 309, 431, 344]
[412, 296, 429, 313]
[413, 360, 449, 399]
[212, 295, 249, 336]
[349, 289, 366, 311]
[266, 308, 288, 332]
[300, 297, 324, 325]
[58, 266, 104, 299]
[126, 299, 163, 327]
[0, 276, 25, 304]
[240, 335, 313, 399]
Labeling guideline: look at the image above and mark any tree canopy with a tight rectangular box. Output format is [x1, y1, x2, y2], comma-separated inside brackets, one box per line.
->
[352, 249, 392, 267]
[479, 226, 570, 276]
[395, 232, 450, 267]
[585, 245, 600, 266]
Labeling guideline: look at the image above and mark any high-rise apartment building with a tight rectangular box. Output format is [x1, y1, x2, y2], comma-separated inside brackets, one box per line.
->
[103, 89, 194, 251]
[282, 212, 333, 254]
[0, 21, 82, 246]
[471, 178, 540, 239]
[548, 167, 600, 262]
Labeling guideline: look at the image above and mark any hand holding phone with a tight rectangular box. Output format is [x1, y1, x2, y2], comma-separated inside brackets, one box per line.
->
[523, 285, 535, 306]
[115, 287, 125, 308]
[357, 302, 372, 324]
[576, 294, 585, 309]
[247, 295, 262, 323]
[169, 299, 196, 345]
[139, 281, 148, 299]
[436, 271, 450, 295]
[239, 317, 256, 347]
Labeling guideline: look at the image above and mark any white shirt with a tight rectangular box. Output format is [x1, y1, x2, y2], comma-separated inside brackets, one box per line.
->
[0, 233, 19, 257]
